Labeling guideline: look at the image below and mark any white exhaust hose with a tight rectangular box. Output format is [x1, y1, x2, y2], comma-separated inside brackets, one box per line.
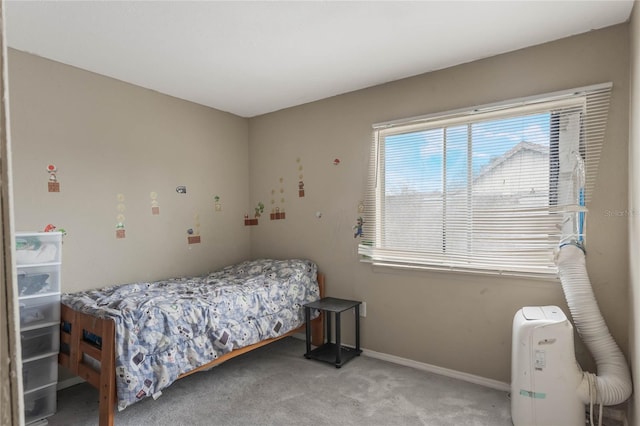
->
[555, 243, 632, 406]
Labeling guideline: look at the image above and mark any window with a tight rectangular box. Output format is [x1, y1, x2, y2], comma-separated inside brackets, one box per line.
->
[359, 84, 612, 279]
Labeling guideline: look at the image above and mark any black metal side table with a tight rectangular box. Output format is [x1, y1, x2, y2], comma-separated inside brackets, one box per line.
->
[304, 297, 362, 368]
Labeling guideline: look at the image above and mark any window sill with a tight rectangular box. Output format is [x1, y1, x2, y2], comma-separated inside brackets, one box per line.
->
[361, 259, 560, 284]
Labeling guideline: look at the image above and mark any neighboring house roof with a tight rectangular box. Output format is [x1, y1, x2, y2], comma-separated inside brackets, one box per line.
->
[474, 141, 549, 183]
[385, 141, 550, 198]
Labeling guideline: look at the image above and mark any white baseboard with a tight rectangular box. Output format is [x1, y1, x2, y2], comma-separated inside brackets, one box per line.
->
[362, 347, 510, 392]
[58, 334, 509, 393]
[57, 376, 85, 391]
[293, 333, 510, 392]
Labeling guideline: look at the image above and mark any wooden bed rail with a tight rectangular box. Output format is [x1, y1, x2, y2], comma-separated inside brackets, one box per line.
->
[60, 303, 116, 426]
[59, 272, 325, 426]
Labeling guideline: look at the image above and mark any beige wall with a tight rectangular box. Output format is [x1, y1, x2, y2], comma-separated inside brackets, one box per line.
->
[628, 1, 640, 423]
[4, 20, 632, 392]
[249, 24, 630, 383]
[8, 49, 251, 293]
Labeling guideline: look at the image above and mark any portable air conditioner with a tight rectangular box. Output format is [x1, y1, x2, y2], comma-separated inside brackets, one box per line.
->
[511, 306, 584, 426]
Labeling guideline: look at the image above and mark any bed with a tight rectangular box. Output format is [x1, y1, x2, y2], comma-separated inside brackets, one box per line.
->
[58, 259, 325, 426]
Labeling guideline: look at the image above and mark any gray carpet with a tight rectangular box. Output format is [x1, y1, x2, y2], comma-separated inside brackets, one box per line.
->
[48, 337, 512, 426]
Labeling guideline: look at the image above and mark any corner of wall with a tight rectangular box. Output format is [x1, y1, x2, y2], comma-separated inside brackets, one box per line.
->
[628, 1, 640, 424]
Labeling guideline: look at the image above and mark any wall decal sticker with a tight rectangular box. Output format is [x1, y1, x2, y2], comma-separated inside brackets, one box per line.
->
[150, 192, 160, 215]
[187, 228, 200, 244]
[176, 186, 187, 194]
[268, 178, 286, 220]
[353, 217, 364, 238]
[270, 206, 286, 220]
[47, 164, 60, 192]
[254, 202, 264, 218]
[244, 214, 258, 226]
[116, 194, 126, 239]
[214, 195, 222, 212]
[358, 201, 365, 214]
[333, 158, 341, 166]
[245, 202, 264, 226]
[44, 224, 67, 236]
[188, 213, 201, 244]
[297, 157, 305, 197]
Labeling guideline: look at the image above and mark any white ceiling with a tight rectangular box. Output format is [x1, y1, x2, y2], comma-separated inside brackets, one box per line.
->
[5, 1, 635, 118]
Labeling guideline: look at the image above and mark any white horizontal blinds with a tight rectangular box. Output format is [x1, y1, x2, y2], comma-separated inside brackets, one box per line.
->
[358, 131, 379, 255]
[382, 127, 444, 252]
[360, 83, 612, 278]
[468, 111, 561, 273]
[582, 87, 612, 204]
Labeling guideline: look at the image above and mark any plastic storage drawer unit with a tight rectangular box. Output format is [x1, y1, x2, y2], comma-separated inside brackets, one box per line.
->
[17, 264, 60, 297]
[23, 383, 57, 425]
[15, 233, 61, 265]
[16, 231, 62, 425]
[19, 294, 61, 329]
[22, 354, 58, 392]
[21, 324, 60, 360]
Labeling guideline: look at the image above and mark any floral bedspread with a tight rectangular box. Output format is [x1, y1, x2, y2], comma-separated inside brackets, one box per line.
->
[61, 259, 320, 410]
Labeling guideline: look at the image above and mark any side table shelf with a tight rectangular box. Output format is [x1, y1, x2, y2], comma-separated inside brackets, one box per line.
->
[304, 297, 362, 368]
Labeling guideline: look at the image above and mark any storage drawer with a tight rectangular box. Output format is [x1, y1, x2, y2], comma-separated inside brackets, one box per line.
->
[19, 294, 60, 329]
[22, 354, 58, 393]
[15, 232, 62, 265]
[21, 325, 59, 360]
[17, 264, 60, 296]
[24, 383, 56, 424]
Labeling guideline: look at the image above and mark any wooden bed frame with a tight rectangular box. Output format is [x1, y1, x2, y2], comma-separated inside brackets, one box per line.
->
[59, 273, 325, 426]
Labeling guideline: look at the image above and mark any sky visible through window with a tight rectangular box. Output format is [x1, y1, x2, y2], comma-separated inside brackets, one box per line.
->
[384, 112, 551, 195]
